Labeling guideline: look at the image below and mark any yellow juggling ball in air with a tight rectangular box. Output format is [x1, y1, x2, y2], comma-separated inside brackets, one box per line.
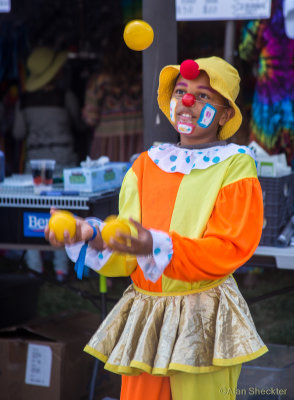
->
[48, 210, 76, 242]
[123, 20, 154, 51]
[101, 217, 131, 246]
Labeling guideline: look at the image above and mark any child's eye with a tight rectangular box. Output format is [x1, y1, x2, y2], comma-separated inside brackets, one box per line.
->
[198, 93, 209, 100]
[175, 89, 185, 96]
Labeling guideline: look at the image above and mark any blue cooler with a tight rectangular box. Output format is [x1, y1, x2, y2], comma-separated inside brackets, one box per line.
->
[0, 151, 4, 182]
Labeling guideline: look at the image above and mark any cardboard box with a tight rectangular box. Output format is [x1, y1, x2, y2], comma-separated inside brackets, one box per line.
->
[63, 162, 130, 192]
[0, 311, 100, 400]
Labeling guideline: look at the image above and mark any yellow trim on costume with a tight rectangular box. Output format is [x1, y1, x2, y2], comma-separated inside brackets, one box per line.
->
[168, 363, 222, 374]
[84, 345, 223, 376]
[213, 346, 269, 366]
[105, 361, 223, 376]
[84, 345, 108, 363]
[130, 361, 154, 375]
[105, 364, 141, 376]
[134, 275, 228, 297]
[84, 345, 268, 377]
[162, 275, 229, 293]
[130, 361, 222, 375]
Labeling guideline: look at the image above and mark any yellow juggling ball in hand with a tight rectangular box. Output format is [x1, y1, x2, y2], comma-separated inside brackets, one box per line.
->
[101, 217, 131, 246]
[48, 210, 76, 242]
[123, 20, 154, 51]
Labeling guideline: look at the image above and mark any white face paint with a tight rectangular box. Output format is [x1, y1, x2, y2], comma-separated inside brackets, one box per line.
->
[177, 123, 193, 134]
[170, 97, 177, 123]
[197, 104, 216, 128]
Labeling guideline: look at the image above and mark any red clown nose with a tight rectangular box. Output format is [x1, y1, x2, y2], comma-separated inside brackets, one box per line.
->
[180, 60, 200, 80]
[182, 93, 196, 107]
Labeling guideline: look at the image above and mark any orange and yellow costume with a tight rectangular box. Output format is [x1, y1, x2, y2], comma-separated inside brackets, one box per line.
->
[79, 142, 267, 399]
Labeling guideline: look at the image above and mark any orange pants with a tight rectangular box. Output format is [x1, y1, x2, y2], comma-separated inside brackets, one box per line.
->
[121, 373, 172, 400]
[121, 365, 242, 400]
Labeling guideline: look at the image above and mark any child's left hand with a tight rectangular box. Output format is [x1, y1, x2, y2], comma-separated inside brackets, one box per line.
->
[108, 218, 153, 256]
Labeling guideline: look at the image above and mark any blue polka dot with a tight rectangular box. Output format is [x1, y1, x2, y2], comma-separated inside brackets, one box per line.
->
[171, 165, 176, 172]
[198, 151, 203, 154]
[185, 150, 188, 154]
[186, 156, 191, 163]
[168, 253, 173, 261]
[238, 148, 246, 153]
[159, 146, 166, 150]
[212, 156, 220, 163]
[98, 253, 103, 259]
[170, 155, 177, 162]
[192, 163, 195, 168]
[154, 248, 161, 255]
[203, 156, 210, 162]
[154, 159, 159, 164]
[166, 237, 171, 242]
[214, 148, 219, 151]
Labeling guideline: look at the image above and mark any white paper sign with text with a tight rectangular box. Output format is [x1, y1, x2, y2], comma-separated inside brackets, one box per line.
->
[176, 0, 272, 21]
[25, 344, 52, 387]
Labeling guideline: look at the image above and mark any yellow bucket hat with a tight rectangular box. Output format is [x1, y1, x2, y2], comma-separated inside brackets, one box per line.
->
[157, 56, 242, 140]
[26, 47, 68, 92]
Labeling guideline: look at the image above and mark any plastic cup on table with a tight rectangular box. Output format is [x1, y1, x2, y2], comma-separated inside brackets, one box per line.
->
[30, 159, 56, 194]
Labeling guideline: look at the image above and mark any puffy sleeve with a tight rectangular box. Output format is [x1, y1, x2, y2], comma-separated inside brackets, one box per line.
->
[164, 175, 263, 282]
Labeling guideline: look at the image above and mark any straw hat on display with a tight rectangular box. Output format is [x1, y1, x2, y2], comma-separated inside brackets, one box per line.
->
[157, 56, 242, 140]
[25, 47, 68, 92]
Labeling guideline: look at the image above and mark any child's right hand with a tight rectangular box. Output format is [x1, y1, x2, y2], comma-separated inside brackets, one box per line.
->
[44, 208, 104, 250]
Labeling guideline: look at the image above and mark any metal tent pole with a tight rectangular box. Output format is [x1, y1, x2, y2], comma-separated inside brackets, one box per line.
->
[224, 20, 236, 65]
[88, 275, 107, 400]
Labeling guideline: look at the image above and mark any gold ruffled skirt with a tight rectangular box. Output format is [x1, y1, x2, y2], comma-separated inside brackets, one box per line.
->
[84, 276, 268, 376]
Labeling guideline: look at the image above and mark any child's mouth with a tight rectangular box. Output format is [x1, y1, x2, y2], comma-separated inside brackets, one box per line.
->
[177, 113, 195, 135]
[178, 113, 193, 123]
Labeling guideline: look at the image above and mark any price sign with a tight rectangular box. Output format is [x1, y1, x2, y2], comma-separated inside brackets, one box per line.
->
[176, 0, 272, 21]
[25, 344, 52, 387]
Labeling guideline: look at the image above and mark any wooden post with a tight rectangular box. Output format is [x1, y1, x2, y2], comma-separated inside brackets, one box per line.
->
[142, 0, 178, 149]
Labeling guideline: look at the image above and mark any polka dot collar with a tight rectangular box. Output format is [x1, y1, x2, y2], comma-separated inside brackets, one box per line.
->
[148, 143, 255, 174]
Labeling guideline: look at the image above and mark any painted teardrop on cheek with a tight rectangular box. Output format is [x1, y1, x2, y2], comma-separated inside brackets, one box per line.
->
[170, 97, 177, 123]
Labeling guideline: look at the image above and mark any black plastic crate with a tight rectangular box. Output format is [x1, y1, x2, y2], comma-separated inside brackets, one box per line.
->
[259, 173, 294, 246]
